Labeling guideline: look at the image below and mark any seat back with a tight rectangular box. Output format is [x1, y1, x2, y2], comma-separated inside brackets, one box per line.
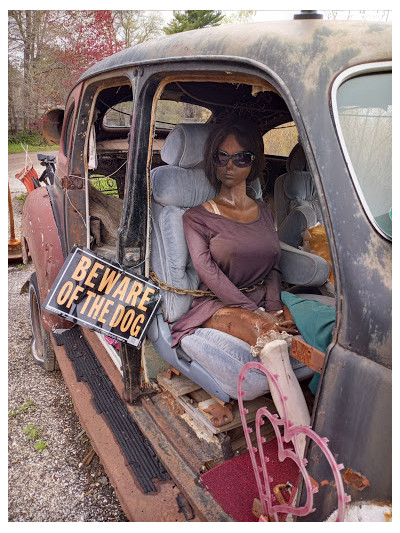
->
[150, 124, 216, 323]
[274, 144, 333, 289]
[274, 143, 323, 247]
[150, 123, 261, 323]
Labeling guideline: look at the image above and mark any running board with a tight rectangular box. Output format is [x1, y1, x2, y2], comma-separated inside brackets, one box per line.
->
[53, 326, 169, 493]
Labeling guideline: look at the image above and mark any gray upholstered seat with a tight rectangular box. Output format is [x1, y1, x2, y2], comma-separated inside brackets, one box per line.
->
[274, 144, 333, 290]
[148, 124, 313, 401]
[275, 143, 323, 247]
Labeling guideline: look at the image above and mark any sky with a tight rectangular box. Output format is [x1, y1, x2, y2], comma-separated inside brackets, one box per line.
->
[149, 0, 393, 23]
[158, 8, 392, 24]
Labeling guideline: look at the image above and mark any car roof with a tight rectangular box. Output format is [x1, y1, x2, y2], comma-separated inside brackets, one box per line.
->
[77, 19, 391, 87]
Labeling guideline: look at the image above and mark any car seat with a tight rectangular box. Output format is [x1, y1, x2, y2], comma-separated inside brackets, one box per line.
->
[274, 143, 334, 293]
[147, 123, 314, 402]
[274, 143, 323, 247]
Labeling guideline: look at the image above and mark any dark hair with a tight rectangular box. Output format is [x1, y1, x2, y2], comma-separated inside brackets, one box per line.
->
[204, 118, 265, 187]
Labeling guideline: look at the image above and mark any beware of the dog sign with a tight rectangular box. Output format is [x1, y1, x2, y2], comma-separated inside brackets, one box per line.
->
[43, 246, 161, 347]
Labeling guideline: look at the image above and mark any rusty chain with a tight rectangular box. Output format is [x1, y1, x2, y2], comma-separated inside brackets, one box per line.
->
[149, 269, 263, 298]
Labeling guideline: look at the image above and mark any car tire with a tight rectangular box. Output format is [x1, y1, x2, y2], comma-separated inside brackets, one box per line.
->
[29, 272, 58, 371]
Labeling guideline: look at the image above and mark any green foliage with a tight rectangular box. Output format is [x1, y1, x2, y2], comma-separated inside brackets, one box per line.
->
[89, 176, 119, 197]
[10, 400, 49, 452]
[163, 10, 224, 34]
[8, 128, 47, 147]
[23, 424, 42, 441]
[8, 143, 57, 154]
[222, 10, 256, 25]
[33, 439, 48, 452]
[8, 400, 35, 418]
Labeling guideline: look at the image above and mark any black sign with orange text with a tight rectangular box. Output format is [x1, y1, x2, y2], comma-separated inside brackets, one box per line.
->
[43, 246, 161, 348]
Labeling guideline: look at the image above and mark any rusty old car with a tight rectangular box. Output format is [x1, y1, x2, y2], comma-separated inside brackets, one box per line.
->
[21, 13, 391, 522]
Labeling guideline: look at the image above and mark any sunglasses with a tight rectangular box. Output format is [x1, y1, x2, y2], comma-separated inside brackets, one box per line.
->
[213, 150, 255, 168]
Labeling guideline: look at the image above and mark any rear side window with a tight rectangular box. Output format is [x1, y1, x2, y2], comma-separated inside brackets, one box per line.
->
[263, 122, 298, 156]
[156, 101, 211, 128]
[63, 105, 75, 157]
[103, 101, 133, 127]
[335, 70, 392, 239]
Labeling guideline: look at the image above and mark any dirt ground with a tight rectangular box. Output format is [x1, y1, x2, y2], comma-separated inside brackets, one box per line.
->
[8, 152, 128, 521]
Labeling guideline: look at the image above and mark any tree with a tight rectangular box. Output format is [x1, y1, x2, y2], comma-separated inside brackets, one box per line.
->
[113, 10, 164, 47]
[8, 10, 166, 137]
[53, 11, 123, 80]
[222, 11, 256, 25]
[8, 61, 24, 135]
[323, 10, 391, 21]
[163, 10, 224, 34]
[8, 10, 60, 129]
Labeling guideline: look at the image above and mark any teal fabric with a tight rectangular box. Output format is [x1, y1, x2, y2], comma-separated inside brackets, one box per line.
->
[281, 291, 336, 394]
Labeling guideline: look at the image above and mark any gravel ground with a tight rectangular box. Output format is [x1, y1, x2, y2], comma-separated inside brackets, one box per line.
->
[8, 154, 128, 522]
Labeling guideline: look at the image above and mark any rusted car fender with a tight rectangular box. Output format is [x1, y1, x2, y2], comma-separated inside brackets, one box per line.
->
[21, 186, 72, 332]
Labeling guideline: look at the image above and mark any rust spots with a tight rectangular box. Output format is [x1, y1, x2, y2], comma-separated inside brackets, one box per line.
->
[290, 336, 325, 373]
[384, 509, 392, 522]
[342, 468, 370, 491]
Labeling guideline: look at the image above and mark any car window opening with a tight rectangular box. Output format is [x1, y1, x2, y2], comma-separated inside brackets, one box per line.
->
[75, 72, 337, 416]
[150, 82, 335, 400]
[150, 79, 332, 290]
[81, 80, 133, 259]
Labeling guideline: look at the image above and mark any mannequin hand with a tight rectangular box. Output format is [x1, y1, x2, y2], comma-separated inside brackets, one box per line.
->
[254, 308, 279, 322]
[275, 320, 298, 335]
[255, 308, 298, 335]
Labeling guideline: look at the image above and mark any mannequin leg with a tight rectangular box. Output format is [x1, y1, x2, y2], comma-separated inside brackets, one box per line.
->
[202, 307, 283, 345]
[258, 339, 310, 457]
[203, 307, 310, 456]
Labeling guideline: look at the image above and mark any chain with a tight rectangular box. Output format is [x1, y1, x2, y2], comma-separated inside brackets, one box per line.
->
[149, 269, 263, 298]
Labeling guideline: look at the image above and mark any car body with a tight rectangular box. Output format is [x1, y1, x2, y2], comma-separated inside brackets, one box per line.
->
[21, 16, 391, 521]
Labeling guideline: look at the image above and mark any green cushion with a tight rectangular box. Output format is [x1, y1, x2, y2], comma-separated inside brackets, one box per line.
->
[281, 291, 336, 394]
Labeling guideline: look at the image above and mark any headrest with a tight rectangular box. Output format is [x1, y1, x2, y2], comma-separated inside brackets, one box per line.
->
[161, 123, 215, 168]
[151, 166, 217, 208]
[286, 143, 307, 172]
[151, 165, 261, 209]
[284, 171, 316, 201]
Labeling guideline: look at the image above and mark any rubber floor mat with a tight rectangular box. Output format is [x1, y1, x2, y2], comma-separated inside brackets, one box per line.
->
[54, 326, 170, 493]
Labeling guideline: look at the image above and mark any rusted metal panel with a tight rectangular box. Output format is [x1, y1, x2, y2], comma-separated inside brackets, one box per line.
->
[42, 108, 64, 145]
[54, 327, 230, 521]
[83, 328, 230, 518]
[299, 345, 391, 520]
[128, 400, 234, 522]
[342, 468, 370, 492]
[21, 187, 72, 332]
[140, 392, 224, 474]
[51, 335, 191, 522]
[290, 337, 325, 373]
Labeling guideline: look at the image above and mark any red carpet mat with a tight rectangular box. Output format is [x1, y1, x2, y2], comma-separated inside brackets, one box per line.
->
[200, 438, 299, 522]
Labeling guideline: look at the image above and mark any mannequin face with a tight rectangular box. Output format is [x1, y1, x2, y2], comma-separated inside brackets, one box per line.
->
[216, 134, 252, 188]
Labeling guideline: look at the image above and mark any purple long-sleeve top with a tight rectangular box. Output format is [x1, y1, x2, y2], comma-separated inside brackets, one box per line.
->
[170, 200, 282, 347]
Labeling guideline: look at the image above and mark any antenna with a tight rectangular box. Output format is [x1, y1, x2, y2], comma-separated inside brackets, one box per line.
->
[294, 10, 324, 20]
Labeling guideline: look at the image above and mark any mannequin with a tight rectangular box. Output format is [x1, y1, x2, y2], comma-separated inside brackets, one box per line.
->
[170, 118, 311, 450]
